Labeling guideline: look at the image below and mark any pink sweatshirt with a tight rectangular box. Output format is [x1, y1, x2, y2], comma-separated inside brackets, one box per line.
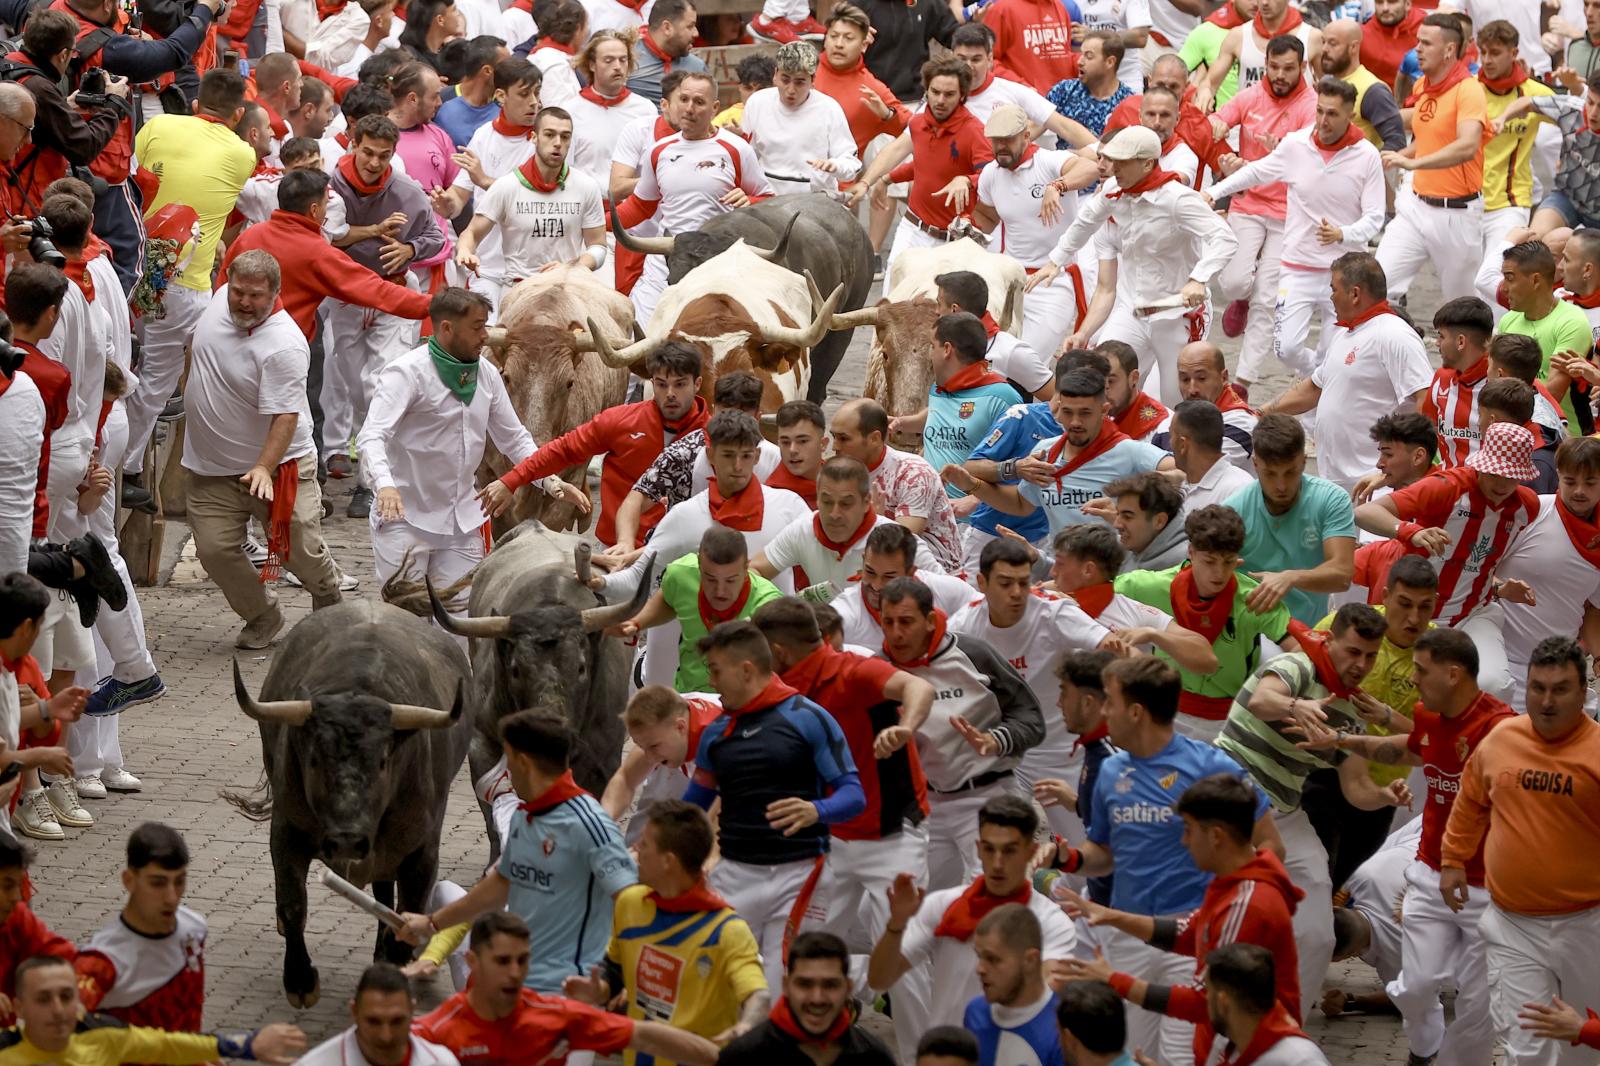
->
[1214, 79, 1317, 220]
[395, 122, 459, 268]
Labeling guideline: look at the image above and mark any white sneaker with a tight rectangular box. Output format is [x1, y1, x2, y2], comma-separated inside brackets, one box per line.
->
[45, 779, 93, 828]
[283, 569, 359, 592]
[16, 789, 63, 840]
[74, 774, 107, 800]
[243, 536, 269, 566]
[101, 767, 143, 793]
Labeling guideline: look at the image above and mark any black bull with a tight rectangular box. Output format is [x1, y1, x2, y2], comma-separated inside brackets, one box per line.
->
[614, 193, 874, 404]
[224, 601, 471, 1008]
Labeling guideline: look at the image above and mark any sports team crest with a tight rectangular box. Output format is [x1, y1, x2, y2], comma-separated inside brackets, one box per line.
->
[542, 836, 556, 856]
[959, 401, 976, 419]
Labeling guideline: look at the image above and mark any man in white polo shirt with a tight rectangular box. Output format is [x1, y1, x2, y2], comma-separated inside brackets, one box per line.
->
[833, 524, 975, 649]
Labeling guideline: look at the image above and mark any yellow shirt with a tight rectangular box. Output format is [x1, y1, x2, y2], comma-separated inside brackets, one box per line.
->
[134, 113, 257, 292]
[0, 1017, 221, 1066]
[1482, 79, 1555, 212]
[1315, 604, 1429, 788]
[713, 102, 745, 130]
[606, 884, 766, 1066]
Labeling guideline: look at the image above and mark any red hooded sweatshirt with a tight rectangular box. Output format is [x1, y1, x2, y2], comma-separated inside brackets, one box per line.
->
[1112, 849, 1303, 1063]
[1218, 1003, 1319, 1066]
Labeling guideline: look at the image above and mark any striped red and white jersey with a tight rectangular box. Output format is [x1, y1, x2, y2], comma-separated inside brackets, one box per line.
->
[1387, 466, 1539, 625]
[1420, 359, 1486, 469]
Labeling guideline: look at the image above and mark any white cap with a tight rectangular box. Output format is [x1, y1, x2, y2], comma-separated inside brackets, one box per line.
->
[1101, 125, 1162, 161]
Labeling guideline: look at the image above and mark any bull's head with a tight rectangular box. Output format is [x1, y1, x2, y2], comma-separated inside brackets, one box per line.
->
[832, 297, 940, 445]
[231, 659, 462, 870]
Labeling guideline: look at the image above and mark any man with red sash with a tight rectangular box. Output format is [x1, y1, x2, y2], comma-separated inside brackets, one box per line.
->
[1360, 0, 1426, 88]
[755, 597, 935, 973]
[867, 795, 1075, 1066]
[1420, 296, 1496, 468]
[1354, 422, 1541, 702]
[678, 620, 864, 993]
[1207, 946, 1327, 1066]
[718, 933, 894, 1066]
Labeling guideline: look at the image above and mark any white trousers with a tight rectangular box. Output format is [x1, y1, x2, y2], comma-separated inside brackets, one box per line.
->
[1277, 808, 1335, 1020]
[1480, 903, 1600, 1066]
[1387, 860, 1495, 1065]
[709, 855, 826, 993]
[1475, 206, 1532, 323]
[1097, 301, 1211, 407]
[1172, 714, 1225, 744]
[1218, 213, 1284, 386]
[370, 517, 485, 649]
[322, 301, 417, 462]
[1377, 190, 1484, 304]
[125, 285, 210, 472]
[1014, 748, 1086, 841]
[1102, 924, 1196, 1066]
[885, 218, 946, 278]
[45, 434, 93, 544]
[1021, 264, 1093, 359]
[1271, 265, 1334, 380]
[87, 403, 155, 684]
[926, 776, 1016, 890]
[1456, 602, 1513, 705]
[819, 824, 929, 951]
[34, 593, 95, 677]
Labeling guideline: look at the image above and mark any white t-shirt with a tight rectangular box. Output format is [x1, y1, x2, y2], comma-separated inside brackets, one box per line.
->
[760, 512, 944, 592]
[633, 129, 773, 237]
[986, 330, 1051, 395]
[835, 573, 976, 649]
[579, 0, 652, 34]
[1311, 312, 1432, 489]
[182, 294, 316, 477]
[978, 149, 1078, 268]
[1093, 591, 1174, 634]
[476, 165, 605, 281]
[0, 372, 44, 576]
[1075, 0, 1152, 90]
[1146, 0, 1197, 54]
[1183, 456, 1255, 513]
[530, 44, 582, 107]
[453, 124, 539, 280]
[570, 90, 658, 194]
[963, 75, 1058, 129]
[235, 169, 283, 227]
[299, 1030, 458, 1066]
[740, 87, 860, 194]
[1496, 495, 1600, 679]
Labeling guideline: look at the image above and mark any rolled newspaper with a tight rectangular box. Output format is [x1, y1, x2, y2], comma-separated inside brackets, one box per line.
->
[319, 868, 406, 931]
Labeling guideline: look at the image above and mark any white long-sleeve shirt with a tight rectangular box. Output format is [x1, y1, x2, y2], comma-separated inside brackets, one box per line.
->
[1049, 175, 1237, 312]
[0, 372, 43, 575]
[40, 282, 103, 447]
[530, 44, 582, 108]
[569, 90, 657, 195]
[740, 87, 860, 194]
[1207, 128, 1386, 274]
[356, 345, 536, 537]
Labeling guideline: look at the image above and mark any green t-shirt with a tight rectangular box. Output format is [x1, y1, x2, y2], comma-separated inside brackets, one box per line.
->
[1314, 606, 1424, 789]
[659, 554, 784, 692]
[1216, 652, 1367, 813]
[1178, 22, 1240, 108]
[1114, 565, 1291, 711]
[1496, 300, 1594, 432]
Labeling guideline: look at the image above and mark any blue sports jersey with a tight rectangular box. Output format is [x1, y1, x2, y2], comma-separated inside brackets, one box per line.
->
[1017, 435, 1168, 535]
[688, 693, 862, 865]
[969, 402, 1062, 543]
[964, 992, 1065, 1066]
[928, 381, 1025, 500]
[1088, 734, 1269, 917]
[498, 793, 637, 993]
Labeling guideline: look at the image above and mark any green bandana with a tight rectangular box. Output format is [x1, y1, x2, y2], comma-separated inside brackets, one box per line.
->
[428, 338, 479, 405]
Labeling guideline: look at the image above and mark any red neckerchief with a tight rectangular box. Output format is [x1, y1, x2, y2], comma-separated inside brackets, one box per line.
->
[261, 460, 299, 582]
[979, 311, 1002, 339]
[1169, 565, 1234, 644]
[1216, 384, 1256, 414]
[708, 476, 765, 532]
[1478, 61, 1529, 96]
[720, 676, 800, 737]
[971, 69, 996, 96]
[337, 153, 390, 195]
[1071, 721, 1110, 755]
[612, 0, 648, 11]
[883, 609, 948, 669]
[1220, 1004, 1312, 1066]
[1438, 355, 1489, 391]
[649, 878, 731, 913]
[653, 115, 675, 139]
[917, 104, 977, 148]
[1564, 286, 1600, 309]
[641, 28, 674, 74]
[768, 997, 851, 1046]
[511, 0, 532, 12]
[64, 256, 94, 303]
[937, 360, 1007, 394]
[1294, 627, 1357, 699]
[1313, 122, 1365, 160]
[1336, 300, 1395, 330]
[252, 160, 282, 178]
[1252, 6, 1302, 37]
[698, 575, 753, 632]
[518, 156, 567, 192]
[1071, 582, 1115, 618]
[335, 131, 351, 149]
[1410, 60, 1472, 106]
[1009, 143, 1040, 171]
[1108, 167, 1183, 199]
[516, 769, 588, 821]
[1557, 496, 1600, 568]
[815, 508, 876, 560]
[492, 113, 534, 138]
[1266, 74, 1308, 102]
[933, 875, 1031, 941]
[536, 38, 576, 55]
[1047, 421, 1129, 484]
[1207, 1, 1246, 27]
[579, 85, 634, 107]
[1115, 392, 1169, 440]
[766, 465, 817, 507]
[195, 112, 233, 127]
[657, 394, 709, 436]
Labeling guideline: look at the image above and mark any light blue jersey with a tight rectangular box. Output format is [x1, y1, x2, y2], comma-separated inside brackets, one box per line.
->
[498, 792, 637, 992]
[1226, 475, 1358, 625]
[927, 380, 1024, 500]
[1017, 434, 1168, 535]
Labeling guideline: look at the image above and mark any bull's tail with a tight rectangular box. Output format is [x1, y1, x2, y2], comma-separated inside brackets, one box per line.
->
[381, 549, 478, 617]
[221, 770, 274, 822]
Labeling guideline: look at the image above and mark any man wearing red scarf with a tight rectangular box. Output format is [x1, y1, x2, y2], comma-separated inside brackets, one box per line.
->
[866, 796, 1075, 1065]
[625, 0, 708, 104]
[828, 522, 977, 650]
[1360, 0, 1426, 86]
[1100, 340, 1168, 443]
[680, 621, 864, 993]
[721, 933, 894, 1066]
[1174, 342, 1258, 468]
[920, 313, 1028, 500]
[1419, 298, 1494, 468]
[1105, 55, 1223, 177]
[1206, 946, 1324, 1066]
[1195, 0, 1319, 114]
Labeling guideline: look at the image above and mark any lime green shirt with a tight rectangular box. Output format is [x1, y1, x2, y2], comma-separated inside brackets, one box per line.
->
[1496, 299, 1594, 432]
[1178, 22, 1240, 108]
[659, 554, 783, 692]
[1314, 605, 1427, 789]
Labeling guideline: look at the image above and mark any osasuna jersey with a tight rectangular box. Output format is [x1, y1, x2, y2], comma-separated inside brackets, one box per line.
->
[834, 575, 977, 649]
[75, 907, 207, 1031]
[299, 1029, 459, 1066]
[977, 150, 1079, 267]
[633, 130, 772, 238]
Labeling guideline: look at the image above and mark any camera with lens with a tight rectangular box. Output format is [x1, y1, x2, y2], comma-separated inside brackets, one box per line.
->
[10, 216, 66, 269]
[0, 311, 22, 379]
[79, 67, 107, 95]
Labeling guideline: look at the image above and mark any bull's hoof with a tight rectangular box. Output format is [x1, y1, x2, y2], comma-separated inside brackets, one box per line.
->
[284, 971, 321, 1009]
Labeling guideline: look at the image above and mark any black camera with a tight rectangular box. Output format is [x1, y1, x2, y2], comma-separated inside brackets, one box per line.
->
[12, 216, 65, 269]
[79, 67, 107, 95]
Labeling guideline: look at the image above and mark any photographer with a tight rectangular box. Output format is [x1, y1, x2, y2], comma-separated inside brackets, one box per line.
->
[0, 84, 38, 277]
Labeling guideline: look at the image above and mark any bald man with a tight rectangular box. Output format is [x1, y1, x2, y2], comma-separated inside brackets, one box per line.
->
[1170, 343, 1258, 472]
[1318, 21, 1406, 153]
[829, 398, 964, 574]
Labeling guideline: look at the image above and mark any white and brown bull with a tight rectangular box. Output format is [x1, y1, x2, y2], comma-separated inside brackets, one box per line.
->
[830, 239, 1027, 449]
[585, 241, 844, 412]
[480, 266, 635, 533]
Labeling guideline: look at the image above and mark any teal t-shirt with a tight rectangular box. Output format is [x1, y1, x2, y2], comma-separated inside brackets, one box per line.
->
[926, 379, 1024, 500]
[1225, 475, 1358, 625]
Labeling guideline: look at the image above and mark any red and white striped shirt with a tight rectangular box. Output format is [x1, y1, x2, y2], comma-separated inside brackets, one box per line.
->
[1420, 357, 1487, 469]
[1387, 466, 1539, 625]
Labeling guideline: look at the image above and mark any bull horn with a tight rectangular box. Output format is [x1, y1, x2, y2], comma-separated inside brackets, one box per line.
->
[999, 284, 1018, 334]
[586, 316, 659, 369]
[610, 204, 676, 256]
[388, 695, 459, 732]
[828, 305, 881, 331]
[759, 412, 778, 427]
[574, 543, 593, 588]
[427, 577, 513, 640]
[231, 658, 314, 726]
[484, 327, 509, 362]
[758, 272, 846, 351]
[748, 213, 799, 262]
[581, 559, 655, 633]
